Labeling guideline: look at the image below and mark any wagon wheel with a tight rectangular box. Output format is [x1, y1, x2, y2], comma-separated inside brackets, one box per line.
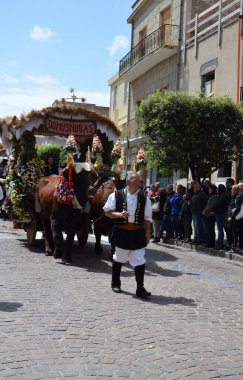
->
[26, 214, 37, 246]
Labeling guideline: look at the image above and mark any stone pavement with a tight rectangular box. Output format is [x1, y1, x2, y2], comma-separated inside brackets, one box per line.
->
[0, 220, 243, 380]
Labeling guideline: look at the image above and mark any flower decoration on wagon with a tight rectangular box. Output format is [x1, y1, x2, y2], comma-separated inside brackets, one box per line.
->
[111, 138, 122, 178]
[91, 134, 104, 170]
[6, 131, 45, 221]
[136, 145, 147, 176]
[65, 131, 77, 154]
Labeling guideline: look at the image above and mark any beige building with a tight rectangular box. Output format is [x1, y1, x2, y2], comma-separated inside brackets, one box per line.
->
[109, 0, 243, 186]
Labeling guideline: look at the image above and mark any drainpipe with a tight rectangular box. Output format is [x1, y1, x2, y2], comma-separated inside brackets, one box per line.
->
[235, 6, 243, 183]
[176, 0, 184, 90]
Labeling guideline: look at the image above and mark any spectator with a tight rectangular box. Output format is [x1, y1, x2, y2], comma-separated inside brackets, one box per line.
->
[0, 183, 3, 212]
[226, 184, 239, 252]
[170, 184, 184, 239]
[147, 184, 158, 198]
[224, 177, 235, 246]
[211, 184, 228, 250]
[226, 178, 234, 194]
[202, 184, 218, 248]
[190, 181, 208, 245]
[150, 188, 166, 243]
[180, 188, 193, 243]
[231, 183, 243, 255]
[161, 184, 175, 241]
[44, 156, 58, 176]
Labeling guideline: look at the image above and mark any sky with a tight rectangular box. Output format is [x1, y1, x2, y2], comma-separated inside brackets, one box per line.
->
[0, 0, 132, 118]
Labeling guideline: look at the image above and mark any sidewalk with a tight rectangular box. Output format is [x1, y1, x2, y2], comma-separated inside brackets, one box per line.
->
[156, 237, 243, 264]
[1, 217, 243, 264]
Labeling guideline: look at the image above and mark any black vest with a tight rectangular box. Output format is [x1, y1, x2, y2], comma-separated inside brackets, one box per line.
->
[114, 189, 146, 225]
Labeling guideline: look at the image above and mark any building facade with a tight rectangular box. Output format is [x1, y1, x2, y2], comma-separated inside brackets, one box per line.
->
[109, 0, 243, 186]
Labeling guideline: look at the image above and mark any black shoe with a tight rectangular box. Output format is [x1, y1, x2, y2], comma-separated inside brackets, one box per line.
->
[136, 288, 151, 299]
[112, 286, 122, 293]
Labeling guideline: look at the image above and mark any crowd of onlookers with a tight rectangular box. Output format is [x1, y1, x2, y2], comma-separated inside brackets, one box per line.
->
[147, 178, 243, 255]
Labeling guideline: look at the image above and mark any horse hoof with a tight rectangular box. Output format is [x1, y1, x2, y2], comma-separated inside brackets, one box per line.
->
[45, 251, 53, 256]
[54, 250, 62, 259]
[62, 256, 73, 264]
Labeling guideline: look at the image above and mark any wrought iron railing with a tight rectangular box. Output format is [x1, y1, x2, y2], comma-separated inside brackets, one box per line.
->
[119, 24, 179, 76]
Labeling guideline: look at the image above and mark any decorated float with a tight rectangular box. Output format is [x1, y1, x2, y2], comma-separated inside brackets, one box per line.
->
[0, 103, 121, 245]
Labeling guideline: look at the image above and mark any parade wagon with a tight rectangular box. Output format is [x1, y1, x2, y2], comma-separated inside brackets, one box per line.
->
[1, 103, 121, 248]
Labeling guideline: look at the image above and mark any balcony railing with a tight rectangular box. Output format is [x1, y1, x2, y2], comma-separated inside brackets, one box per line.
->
[185, 0, 241, 48]
[119, 24, 179, 77]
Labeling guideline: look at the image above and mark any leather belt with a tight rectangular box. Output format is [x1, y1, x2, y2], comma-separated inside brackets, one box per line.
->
[114, 224, 144, 231]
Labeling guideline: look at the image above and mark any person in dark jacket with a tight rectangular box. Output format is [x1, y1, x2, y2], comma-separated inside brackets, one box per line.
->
[211, 184, 228, 250]
[150, 188, 166, 243]
[190, 181, 208, 245]
[202, 184, 218, 248]
[226, 184, 239, 252]
[180, 188, 193, 242]
[230, 183, 243, 254]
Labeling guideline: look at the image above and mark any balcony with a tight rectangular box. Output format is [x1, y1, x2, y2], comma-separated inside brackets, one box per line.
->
[119, 24, 179, 82]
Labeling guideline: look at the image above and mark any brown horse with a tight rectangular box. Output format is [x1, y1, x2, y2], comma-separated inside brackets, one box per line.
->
[37, 164, 96, 263]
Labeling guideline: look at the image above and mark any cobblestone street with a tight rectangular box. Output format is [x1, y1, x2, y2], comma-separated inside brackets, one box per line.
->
[0, 220, 243, 380]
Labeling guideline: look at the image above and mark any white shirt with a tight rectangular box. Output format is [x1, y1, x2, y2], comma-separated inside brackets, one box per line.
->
[103, 189, 152, 223]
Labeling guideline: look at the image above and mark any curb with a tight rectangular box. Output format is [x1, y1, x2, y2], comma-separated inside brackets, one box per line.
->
[157, 239, 243, 264]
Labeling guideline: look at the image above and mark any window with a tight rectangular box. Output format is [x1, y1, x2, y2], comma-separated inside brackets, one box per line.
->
[202, 72, 215, 97]
[160, 6, 172, 45]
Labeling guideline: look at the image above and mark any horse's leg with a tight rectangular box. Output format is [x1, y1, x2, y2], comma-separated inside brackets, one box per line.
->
[62, 210, 80, 264]
[51, 218, 64, 259]
[42, 215, 55, 255]
[94, 222, 103, 255]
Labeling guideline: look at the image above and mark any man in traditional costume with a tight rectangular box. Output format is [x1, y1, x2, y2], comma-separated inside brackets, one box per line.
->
[103, 171, 152, 299]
